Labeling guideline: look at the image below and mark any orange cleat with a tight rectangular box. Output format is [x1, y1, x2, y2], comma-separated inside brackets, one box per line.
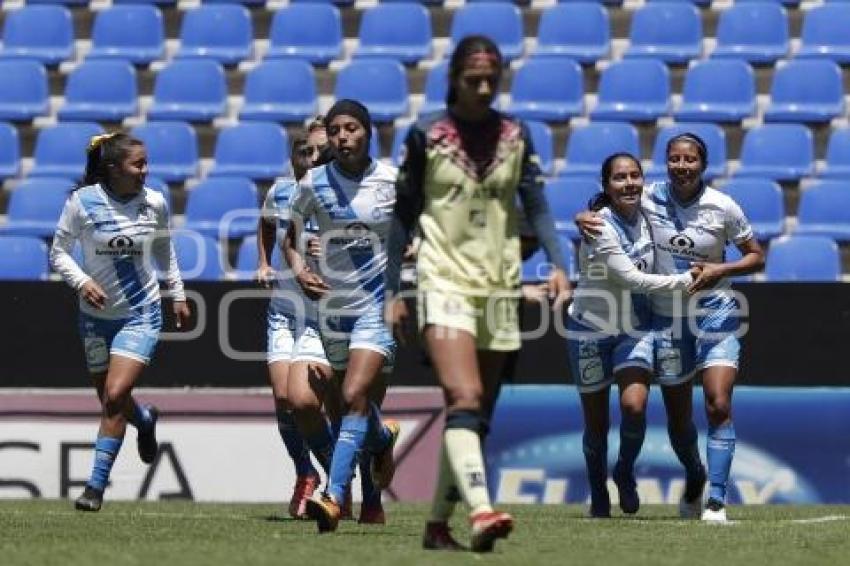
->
[305, 492, 341, 533]
[469, 510, 513, 553]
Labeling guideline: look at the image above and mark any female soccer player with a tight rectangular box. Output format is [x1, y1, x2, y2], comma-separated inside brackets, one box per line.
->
[577, 134, 764, 522]
[50, 133, 190, 512]
[568, 153, 699, 518]
[256, 118, 336, 519]
[386, 36, 570, 552]
[283, 99, 399, 533]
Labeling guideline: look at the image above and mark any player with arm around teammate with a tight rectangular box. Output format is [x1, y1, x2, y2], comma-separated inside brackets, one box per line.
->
[50, 133, 190, 511]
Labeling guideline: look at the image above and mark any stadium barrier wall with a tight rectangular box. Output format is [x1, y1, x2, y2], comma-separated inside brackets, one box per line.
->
[1, 282, 850, 387]
[1, 386, 848, 504]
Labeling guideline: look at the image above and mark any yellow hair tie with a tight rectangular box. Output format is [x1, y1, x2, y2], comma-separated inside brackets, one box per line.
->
[87, 132, 118, 152]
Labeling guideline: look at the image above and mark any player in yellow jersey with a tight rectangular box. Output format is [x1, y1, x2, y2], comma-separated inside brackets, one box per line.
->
[386, 36, 570, 552]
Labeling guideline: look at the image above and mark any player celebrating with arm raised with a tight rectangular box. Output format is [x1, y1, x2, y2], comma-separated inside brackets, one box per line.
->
[50, 133, 190, 512]
[386, 36, 570, 552]
[568, 153, 700, 518]
[283, 100, 399, 533]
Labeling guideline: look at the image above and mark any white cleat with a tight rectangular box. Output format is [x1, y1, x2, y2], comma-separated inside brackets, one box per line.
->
[701, 499, 728, 523]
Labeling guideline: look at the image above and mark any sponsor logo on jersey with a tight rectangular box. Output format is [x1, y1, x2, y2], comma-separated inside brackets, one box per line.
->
[96, 234, 142, 256]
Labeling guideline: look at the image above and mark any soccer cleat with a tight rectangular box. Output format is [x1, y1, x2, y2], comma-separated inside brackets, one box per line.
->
[588, 483, 611, 518]
[469, 510, 513, 553]
[137, 404, 159, 465]
[613, 461, 639, 515]
[679, 466, 707, 519]
[74, 485, 103, 512]
[422, 521, 465, 551]
[289, 473, 320, 519]
[701, 498, 728, 523]
[371, 420, 400, 490]
[358, 502, 385, 525]
[340, 486, 354, 520]
[305, 492, 341, 533]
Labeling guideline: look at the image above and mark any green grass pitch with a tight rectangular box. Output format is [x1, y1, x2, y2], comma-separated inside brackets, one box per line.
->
[2, 501, 849, 566]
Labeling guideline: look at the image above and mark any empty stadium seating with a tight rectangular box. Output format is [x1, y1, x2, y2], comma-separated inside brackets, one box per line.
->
[58, 60, 138, 122]
[795, 181, 850, 242]
[534, 3, 610, 63]
[0, 5, 74, 65]
[88, 4, 165, 64]
[30, 122, 104, 179]
[712, 3, 789, 63]
[763, 60, 845, 123]
[735, 124, 814, 181]
[239, 60, 318, 123]
[720, 178, 785, 241]
[182, 177, 259, 239]
[266, 4, 342, 64]
[675, 60, 756, 123]
[355, 3, 432, 63]
[765, 235, 841, 282]
[132, 121, 199, 182]
[0, 123, 19, 180]
[176, 4, 253, 65]
[210, 122, 290, 180]
[0, 60, 49, 121]
[0, 236, 49, 281]
[507, 58, 584, 122]
[1, 177, 74, 238]
[625, 2, 702, 64]
[545, 177, 603, 240]
[449, 3, 524, 61]
[561, 122, 640, 178]
[591, 59, 670, 121]
[147, 60, 227, 122]
[334, 59, 409, 122]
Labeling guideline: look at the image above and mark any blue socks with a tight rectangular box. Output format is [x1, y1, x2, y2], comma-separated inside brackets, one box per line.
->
[668, 421, 704, 479]
[129, 402, 153, 431]
[88, 436, 123, 491]
[617, 413, 646, 472]
[707, 422, 736, 503]
[277, 411, 316, 477]
[364, 402, 392, 453]
[327, 415, 368, 503]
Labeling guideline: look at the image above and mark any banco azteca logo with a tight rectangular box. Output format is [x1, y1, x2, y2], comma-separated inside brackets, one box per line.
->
[669, 233, 695, 249]
[108, 235, 135, 249]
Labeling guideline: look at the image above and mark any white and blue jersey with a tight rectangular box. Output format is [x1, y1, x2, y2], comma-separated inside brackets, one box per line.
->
[50, 183, 185, 371]
[261, 178, 327, 365]
[641, 181, 754, 382]
[289, 160, 397, 371]
[567, 206, 693, 393]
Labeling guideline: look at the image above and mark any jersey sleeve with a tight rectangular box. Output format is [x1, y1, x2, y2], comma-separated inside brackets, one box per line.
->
[516, 121, 566, 271]
[288, 177, 317, 227]
[386, 123, 427, 295]
[591, 223, 693, 292]
[150, 195, 186, 302]
[49, 193, 91, 290]
[723, 197, 754, 245]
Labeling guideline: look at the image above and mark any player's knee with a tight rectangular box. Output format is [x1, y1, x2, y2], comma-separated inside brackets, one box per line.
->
[102, 386, 128, 418]
[705, 397, 732, 425]
[444, 382, 483, 411]
[620, 398, 646, 419]
[341, 384, 369, 414]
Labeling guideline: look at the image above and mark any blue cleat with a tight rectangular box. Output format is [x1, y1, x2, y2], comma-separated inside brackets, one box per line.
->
[137, 404, 159, 465]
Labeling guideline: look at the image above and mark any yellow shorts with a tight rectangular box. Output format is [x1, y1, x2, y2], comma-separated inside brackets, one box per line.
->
[417, 289, 521, 351]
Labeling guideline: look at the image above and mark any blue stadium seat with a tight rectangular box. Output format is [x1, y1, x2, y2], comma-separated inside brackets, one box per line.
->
[545, 177, 603, 239]
[0, 60, 49, 121]
[675, 59, 756, 123]
[30, 122, 104, 179]
[561, 122, 639, 178]
[210, 122, 290, 180]
[765, 235, 840, 282]
[113, 0, 177, 5]
[239, 60, 317, 123]
[720, 178, 785, 241]
[797, 4, 850, 63]
[355, 4, 432, 63]
[712, 3, 789, 64]
[88, 5, 164, 64]
[819, 128, 850, 180]
[176, 5, 252, 65]
[735, 124, 814, 182]
[0, 123, 19, 180]
[0, 177, 74, 237]
[506, 58, 584, 122]
[182, 177, 259, 239]
[233, 234, 282, 280]
[147, 60, 227, 122]
[648, 122, 727, 181]
[625, 2, 702, 64]
[266, 4, 342, 65]
[0, 236, 49, 281]
[171, 230, 225, 281]
[764, 60, 845, 123]
[522, 235, 576, 282]
[132, 121, 198, 182]
[525, 120, 555, 177]
[449, 3, 524, 61]
[334, 59, 408, 122]
[145, 176, 171, 212]
[591, 59, 670, 121]
[0, 6, 74, 65]
[58, 60, 138, 121]
[795, 181, 850, 242]
[420, 61, 448, 116]
[534, 3, 610, 63]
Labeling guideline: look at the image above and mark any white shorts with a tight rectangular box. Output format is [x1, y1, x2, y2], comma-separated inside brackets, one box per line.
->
[267, 312, 329, 366]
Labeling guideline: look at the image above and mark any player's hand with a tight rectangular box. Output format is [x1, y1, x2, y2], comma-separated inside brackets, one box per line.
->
[386, 297, 412, 346]
[547, 267, 572, 310]
[254, 264, 276, 289]
[688, 262, 726, 294]
[80, 280, 107, 310]
[296, 269, 330, 300]
[521, 283, 549, 303]
[403, 243, 417, 261]
[173, 300, 191, 330]
[306, 236, 322, 259]
[575, 211, 603, 240]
